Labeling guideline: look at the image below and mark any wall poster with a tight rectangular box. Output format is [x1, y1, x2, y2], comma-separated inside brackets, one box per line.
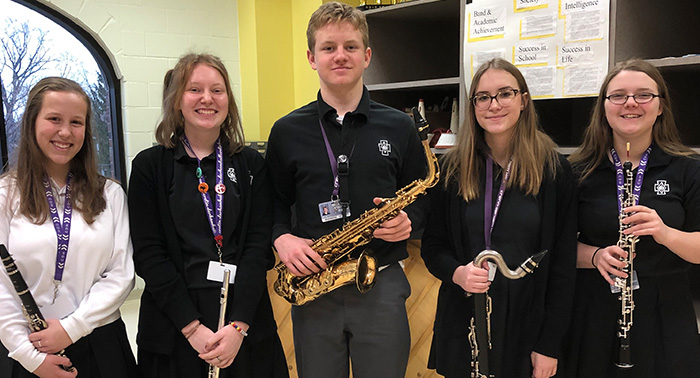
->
[464, 0, 610, 99]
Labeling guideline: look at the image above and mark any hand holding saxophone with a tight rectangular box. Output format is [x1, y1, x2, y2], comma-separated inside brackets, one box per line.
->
[452, 261, 491, 294]
[372, 198, 412, 242]
[274, 233, 327, 276]
[28, 319, 72, 354]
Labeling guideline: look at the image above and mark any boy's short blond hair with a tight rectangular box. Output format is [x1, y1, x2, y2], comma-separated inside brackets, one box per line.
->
[306, 2, 369, 52]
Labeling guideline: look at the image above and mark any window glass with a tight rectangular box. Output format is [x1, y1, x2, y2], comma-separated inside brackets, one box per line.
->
[1, 0, 117, 178]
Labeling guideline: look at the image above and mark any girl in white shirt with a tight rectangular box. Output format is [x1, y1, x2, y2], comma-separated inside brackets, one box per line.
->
[0, 77, 136, 378]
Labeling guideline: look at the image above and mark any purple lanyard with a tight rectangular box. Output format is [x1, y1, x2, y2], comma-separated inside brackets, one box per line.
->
[183, 137, 224, 259]
[610, 145, 652, 212]
[319, 121, 340, 198]
[484, 157, 512, 250]
[319, 120, 356, 198]
[43, 173, 73, 284]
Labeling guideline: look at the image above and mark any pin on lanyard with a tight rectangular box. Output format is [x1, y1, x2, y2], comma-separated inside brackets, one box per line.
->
[610, 144, 652, 213]
[43, 173, 73, 304]
[484, 157, 512, 250]
[183, 137, 225, 262]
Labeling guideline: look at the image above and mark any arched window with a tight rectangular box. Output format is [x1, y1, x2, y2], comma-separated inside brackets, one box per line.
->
[0, 0, 125, 181]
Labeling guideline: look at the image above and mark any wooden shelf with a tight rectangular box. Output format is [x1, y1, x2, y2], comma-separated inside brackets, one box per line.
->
[366, 77, 460, 91]
[363, 0, 459, 21]
[646, 55, 700, 70]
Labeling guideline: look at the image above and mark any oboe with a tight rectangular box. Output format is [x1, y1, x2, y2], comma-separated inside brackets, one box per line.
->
[0, 244, 74, 372]
[615, 143, 636, 369]
[467, 249, 548, 378]
[208, 269, 231, 378]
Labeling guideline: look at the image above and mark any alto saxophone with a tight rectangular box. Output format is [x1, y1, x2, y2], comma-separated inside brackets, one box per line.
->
[273, 107, 440, 306]
[208, 269, 231, 378]
[615, 143, 636, 369]
[467, 249, 548, 378]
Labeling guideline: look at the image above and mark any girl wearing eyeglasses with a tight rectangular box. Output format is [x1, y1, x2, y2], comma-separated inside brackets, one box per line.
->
[565, 60, 700, 377]
[421, 58, 577, 378]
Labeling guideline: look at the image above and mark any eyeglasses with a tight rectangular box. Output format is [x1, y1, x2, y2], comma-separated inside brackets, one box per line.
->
[605, 93, 660, 105]
[471, 89, 522, 110]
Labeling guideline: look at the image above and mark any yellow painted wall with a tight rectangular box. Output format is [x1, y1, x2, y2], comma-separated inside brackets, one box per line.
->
[237, 1, 261, 140]
[293, 1, 324, 109]
[238, 0, 362, 142]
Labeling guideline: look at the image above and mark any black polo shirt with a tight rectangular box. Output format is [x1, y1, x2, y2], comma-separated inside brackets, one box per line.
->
[266, 87, 428, 266]
[576, 148, 700, 276]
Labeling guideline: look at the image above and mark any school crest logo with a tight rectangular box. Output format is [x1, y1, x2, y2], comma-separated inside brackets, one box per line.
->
[227, 167, 237, 183]
[654, 179, 670, 195]
[378, 140, 391, 156]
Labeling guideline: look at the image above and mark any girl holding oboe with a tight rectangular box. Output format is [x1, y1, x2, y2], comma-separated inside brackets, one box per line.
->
[565, 59, 700, 377]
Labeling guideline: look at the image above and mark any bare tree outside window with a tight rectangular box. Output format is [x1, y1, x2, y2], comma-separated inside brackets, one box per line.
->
[0, 0, 116, 178]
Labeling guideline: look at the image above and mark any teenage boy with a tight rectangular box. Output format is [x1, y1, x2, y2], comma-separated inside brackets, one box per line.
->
[265, 2, 428, 378]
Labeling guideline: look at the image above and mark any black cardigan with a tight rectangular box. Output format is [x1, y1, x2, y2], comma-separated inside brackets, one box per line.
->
[421, 154, 577, 363]
[128, 145, 276, 353]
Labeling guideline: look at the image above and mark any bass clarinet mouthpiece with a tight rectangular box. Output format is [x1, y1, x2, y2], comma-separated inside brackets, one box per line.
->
[521, 250, 548, 274]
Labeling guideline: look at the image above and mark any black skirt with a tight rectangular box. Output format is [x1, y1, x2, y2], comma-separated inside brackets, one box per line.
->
[0, 317, 137, 378]
[136, 287, 289, 378]
[137, 331, 288, 378]
[563, 270, 700, 378]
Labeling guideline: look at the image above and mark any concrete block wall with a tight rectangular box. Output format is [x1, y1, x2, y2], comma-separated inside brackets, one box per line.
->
[43, 0, 242, 172]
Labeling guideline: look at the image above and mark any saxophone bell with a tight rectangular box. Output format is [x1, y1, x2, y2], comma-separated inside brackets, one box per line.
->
[355, 249, 377, 293]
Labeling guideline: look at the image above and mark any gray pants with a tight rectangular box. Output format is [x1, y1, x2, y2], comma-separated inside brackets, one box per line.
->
[291, 263, 411, 378]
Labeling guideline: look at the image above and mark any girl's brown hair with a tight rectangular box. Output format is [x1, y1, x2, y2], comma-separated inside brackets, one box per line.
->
[11, 77, 106, 224]
[155, 53, 245, 155]
[569, 59, 696, 182]
[442, 58, 559, 201]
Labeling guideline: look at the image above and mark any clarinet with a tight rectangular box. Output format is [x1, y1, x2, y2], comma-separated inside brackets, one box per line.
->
[467, 249, 548, 378]
[208, 269, 231, 378]
[0, 244, 74, 372]
[615, 144, 636, 369]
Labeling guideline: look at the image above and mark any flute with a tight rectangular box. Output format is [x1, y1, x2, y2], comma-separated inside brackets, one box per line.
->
[208, 269, 231, 378]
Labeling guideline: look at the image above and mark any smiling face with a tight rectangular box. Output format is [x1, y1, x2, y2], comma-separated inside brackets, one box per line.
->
[604, 70, 662, 144]
[180, 63, 229, 139]
[307, 21, 371, 93]
[473, 69, 526, 146]
[34, 91, 87, 180]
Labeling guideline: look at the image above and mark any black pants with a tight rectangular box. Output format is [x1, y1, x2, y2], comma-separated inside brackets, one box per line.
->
[291, 263, 412, 378]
